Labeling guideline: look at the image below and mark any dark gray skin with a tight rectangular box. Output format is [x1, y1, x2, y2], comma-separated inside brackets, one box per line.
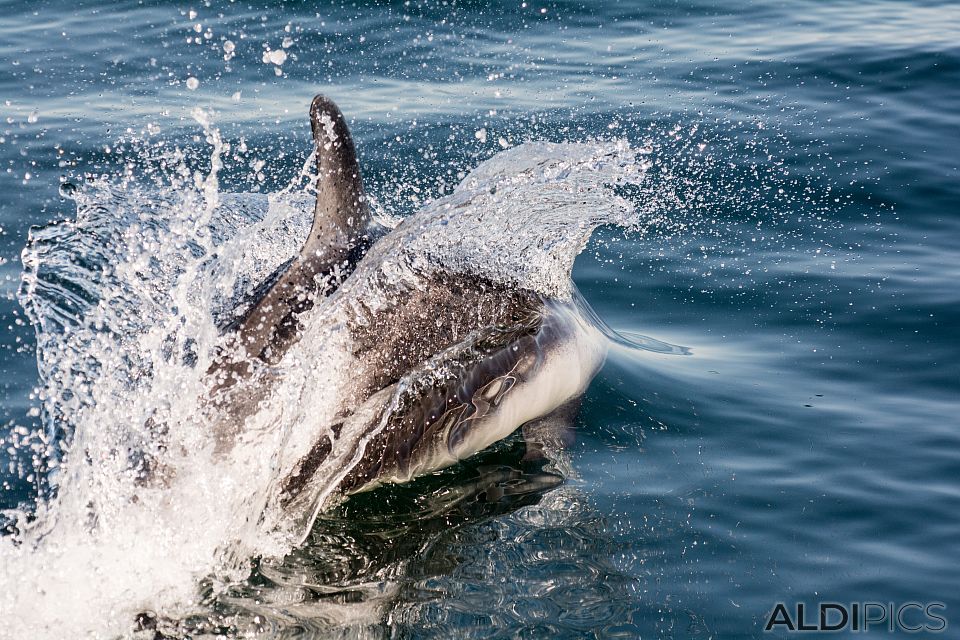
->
[208, 95, 372, 390]
[204, 96, 378, 451]
[280, 272, 549, 501]
[206, 96, 601, 536]
[274, 282, 592, 536]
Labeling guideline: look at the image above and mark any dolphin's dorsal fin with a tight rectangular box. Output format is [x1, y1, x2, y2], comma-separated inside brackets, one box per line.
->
[215, 96, 370, 376]
[305, 94, 370, 266]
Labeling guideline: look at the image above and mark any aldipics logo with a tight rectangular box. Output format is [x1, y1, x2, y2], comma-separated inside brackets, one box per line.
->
[764, 603, 947, 633]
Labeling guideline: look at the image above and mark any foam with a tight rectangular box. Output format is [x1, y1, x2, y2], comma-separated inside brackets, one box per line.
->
[2, 128, 646, 637]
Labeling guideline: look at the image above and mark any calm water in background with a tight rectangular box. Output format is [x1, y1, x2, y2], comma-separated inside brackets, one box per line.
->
[1, 0, 958, 637]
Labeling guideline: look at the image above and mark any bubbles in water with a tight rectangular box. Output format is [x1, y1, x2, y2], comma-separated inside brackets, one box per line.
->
[185, 77, 200, 90]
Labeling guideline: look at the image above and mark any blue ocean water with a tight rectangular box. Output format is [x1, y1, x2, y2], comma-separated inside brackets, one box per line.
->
[1, 1, 958, 637]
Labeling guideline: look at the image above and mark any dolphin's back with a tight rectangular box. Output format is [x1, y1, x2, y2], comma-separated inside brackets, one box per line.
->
[340, 278, 546, 493]
[203, 97, 613, 541]
[280, 272, 604, 511]
[347, 272, 543, 396]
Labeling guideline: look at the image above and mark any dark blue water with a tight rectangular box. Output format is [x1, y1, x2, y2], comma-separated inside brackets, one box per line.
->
[1, 1, 958, 637]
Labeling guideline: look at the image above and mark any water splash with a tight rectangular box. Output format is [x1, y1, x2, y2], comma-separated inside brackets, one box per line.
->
[1, 115, 655, 637]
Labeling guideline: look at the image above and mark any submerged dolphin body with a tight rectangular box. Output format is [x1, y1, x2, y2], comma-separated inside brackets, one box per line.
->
[209, 95, 610, 540]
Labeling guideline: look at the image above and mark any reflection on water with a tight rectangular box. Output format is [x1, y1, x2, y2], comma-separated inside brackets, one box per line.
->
[138, 437, 703, 639]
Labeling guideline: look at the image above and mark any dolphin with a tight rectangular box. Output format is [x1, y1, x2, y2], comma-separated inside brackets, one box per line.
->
[205, 95, 608, 541]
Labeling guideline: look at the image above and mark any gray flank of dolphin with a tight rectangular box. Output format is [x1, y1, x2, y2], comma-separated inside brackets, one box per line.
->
[210, 96, 609, 541]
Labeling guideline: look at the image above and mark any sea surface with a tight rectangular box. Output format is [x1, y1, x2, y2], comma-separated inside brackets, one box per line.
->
[1, 1, 958, 638]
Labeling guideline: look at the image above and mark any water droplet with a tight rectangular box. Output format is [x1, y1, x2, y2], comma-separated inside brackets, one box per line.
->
[186, 77, 200, 90]
[58, 181, 77, 199]
[262, 49, 287, 66]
